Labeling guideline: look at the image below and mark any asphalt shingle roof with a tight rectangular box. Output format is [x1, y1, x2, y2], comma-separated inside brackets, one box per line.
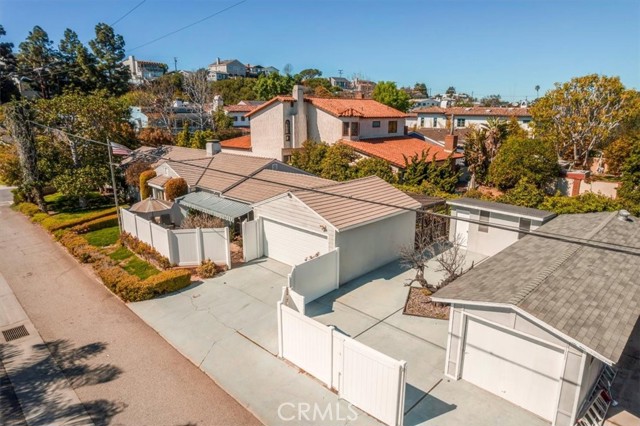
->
[433, 212, 640, 364]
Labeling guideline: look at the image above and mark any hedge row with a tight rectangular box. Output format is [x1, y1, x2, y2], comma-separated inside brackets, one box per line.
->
[58, 230, 192, 302]
[120, 232, 172, 269]
[72, 214, 119, 234]
[41, 207, 119, 232]
[17, 202, 41, 217]
[15, 202, 119, 232]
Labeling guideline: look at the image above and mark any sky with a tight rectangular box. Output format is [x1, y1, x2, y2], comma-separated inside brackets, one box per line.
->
[1, 0, 639, 101]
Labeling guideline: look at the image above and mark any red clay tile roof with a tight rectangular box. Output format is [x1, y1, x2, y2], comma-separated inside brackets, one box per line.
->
[224, 104, 254, 113]
[306, 97, 406, 118]
[246, 96, 295, 117]
[220, 135, 252, 150]
[413, 106, 531, 118]
[342, 136, 463, 169]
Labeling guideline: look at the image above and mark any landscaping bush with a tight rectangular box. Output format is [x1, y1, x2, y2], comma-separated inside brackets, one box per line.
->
[120, 232, 171, 269]
[196, 259, 217, 278]
[180, 212, 226, 229]
[94, 260, 139, 295]
[139, 170, 156, 200]
[72, 214, 119, 234]
[139, 269, 191, 299]
[59, 231, 105, 263]
[164, 177, 188, 201]
[539, 192, 622, 214]
[40, 207, 118, 232]
[18, 202, 41, 217]
[31, 212, 49, 223]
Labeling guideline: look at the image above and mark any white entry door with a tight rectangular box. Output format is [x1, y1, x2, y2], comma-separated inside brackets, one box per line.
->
[455, 210, 470, 247]
[461, 317, 564, 421]
[262, 219, 328, 266]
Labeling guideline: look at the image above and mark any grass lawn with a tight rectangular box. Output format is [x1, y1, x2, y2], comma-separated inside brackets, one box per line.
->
[83, 226, 120, 247]
[123, 256, 160, 280]
[109, 246, 134, 262]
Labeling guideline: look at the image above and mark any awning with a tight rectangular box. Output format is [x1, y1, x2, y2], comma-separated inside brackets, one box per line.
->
[175, 191, 252, 222]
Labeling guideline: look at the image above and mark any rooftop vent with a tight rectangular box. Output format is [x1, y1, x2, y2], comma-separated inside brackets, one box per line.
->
[618, 210, 632, 222]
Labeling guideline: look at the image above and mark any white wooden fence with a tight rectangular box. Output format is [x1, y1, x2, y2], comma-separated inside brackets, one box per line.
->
[288, 249, 339, 303]
[121, 208, 231, 268]
[277, 293, 407, 426]
[242, 219, 262, 262]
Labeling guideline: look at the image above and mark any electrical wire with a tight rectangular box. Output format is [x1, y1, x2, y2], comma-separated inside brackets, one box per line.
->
[111, 0, 147, 26]
[127, 0, 248, 52]
[26, 120, 640, 257]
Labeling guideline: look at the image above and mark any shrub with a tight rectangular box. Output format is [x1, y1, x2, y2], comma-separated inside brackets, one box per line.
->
[94, 260, 139, 295]
[139, 269, 191, 298]
[498, 177, 546, 208]
[539, 192, 622, 214]
[18, 202, 41, 217]
[124, 162, 153, 189]
[120, 232, 171, 269]
[180, 212, 226, 229]
[196, 259, 217, 278]
[488, 137, 559, 190]
[31, 212, 49, 223]
[72, 214, 119, 234]
[59, 231, 105, 263]
[139, 170, 157, 200]
[164, 177, 188, 201]
[40, 207, 118, 232]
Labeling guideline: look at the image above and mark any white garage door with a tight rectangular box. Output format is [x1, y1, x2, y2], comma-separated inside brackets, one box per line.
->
[462, 318, 564, 421]
[262, 219, 328, 266]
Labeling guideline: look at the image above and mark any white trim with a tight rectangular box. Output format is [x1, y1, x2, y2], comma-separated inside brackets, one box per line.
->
[443, 303, 455, 378]
[257, 214, 331, 238]
[148, 183, 165, 190]
[454, 307, 466, 379]
[431, 298, 614, 366]
[448, 202, 552, 222]
[570, 353, 588, 425]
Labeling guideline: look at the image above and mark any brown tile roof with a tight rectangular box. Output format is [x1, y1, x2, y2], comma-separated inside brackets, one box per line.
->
[306, 97, 407, 118]
[163, 158, 212, 187]
[432, 212, 640, 364]
[293, 176, 422, 230]
[220, 135, 252, 151]
[147, 174, 172, 188]
[224, 104, 258, 113]
[416, 128, 471, 145]
[224, 169, 333, 204]
[342, 137, 463, 169]
[413, 106, 531, 118]
[196, 153, 274, 192]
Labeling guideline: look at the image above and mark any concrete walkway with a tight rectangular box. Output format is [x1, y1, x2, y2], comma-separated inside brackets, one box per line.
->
[0, 202, 260, 426]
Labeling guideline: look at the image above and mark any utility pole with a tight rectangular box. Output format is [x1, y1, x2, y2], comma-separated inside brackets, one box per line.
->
[174, 57, 178, 72]
[107, 139, 122, 231]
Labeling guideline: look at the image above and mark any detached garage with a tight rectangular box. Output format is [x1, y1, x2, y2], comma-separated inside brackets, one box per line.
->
[253, 176, 421, 283]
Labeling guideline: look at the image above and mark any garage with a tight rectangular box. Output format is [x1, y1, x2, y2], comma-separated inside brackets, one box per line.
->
[461, 317, 564, 421]
[262, 218, 328, 266]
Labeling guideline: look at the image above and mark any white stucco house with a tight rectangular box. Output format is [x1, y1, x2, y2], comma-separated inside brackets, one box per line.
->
[122, 55, 167, 84]
[414, 106, 532, 130]
[448, 198, 556, 257]
[223, 101, 265, 128]
[432, 210, 640, 426]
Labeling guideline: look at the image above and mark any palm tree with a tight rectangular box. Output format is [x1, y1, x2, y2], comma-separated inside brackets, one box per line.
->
[464, 125, 488, 190]
[535, 85, 540, 98]
[483, 117, 508, 161]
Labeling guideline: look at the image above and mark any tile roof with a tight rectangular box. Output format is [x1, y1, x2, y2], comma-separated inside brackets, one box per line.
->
[293, 176, 422, 230]
[147, 174, 172, 188]
[342, 137, 463, 168]
[224, 104, 259, 113]
[224, 169, 333, 204]
[196, 153, 275, 192]
[220, 135, 252, 150]
[164, 158, 212, 187]
[432, 211, 640, 364]
[413, 106, 531, 118]
[121, 145, 208, 167]
[416, 128, 471, 145]
[447, 198, 556, 221]
[246, 96, 295, 117]
[306, 97, 407, 118]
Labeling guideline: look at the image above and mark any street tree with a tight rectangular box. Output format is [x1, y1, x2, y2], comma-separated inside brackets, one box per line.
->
[530, 74, 640, 167]
[58, 28, 98, 92]
[296, 68, 322, 81]
[372, 81, 410, 112]
[89, 23, 130, 95]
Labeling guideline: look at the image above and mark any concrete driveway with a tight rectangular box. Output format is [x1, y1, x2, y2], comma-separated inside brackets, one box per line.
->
[306, 254, 550, 426]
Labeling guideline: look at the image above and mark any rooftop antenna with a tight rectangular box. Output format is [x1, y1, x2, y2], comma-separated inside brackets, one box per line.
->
[174, 57, 178, 72]
[338, 69, 343, 78]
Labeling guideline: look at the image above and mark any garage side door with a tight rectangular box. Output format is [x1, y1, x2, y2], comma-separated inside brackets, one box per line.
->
[262, 219, 328, 266]
[462, 318, 564, 421]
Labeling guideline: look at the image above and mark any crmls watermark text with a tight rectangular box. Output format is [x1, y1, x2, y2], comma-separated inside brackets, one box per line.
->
[278, 402, 359, 422]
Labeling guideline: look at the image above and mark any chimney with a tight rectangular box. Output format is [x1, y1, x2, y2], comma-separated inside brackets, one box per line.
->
[354, 91, 364, 100]
[206, 139, 221, 156]
[444, 134, 458, 153]
[292, 85, 307, 148]
[216, 57, 220, 65]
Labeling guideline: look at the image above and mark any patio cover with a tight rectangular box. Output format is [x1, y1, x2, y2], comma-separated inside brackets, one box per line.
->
[176, 191, 252, 222]
[129, 197, 174, 214]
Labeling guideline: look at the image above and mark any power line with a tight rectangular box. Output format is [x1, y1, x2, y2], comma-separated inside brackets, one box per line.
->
[25, 120, 640, 257]
[111, 0, 147, 26]
[127, 0, 248, 52]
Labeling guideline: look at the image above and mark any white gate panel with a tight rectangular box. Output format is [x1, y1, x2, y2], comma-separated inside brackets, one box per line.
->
[462, 317, 564, 421]
[172, 230, 199, 266]
[339, 337, 406, 426]
[135, 215, 153, 245]
[121, 209, 138, 237]
[242, 219, 261, 262]
[150, 223, 171, 261]
[263, 219, 328, 265]
[202, 228, 230, 267]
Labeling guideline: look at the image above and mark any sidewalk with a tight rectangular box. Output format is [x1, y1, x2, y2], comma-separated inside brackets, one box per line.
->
[0, 272, 93, 426]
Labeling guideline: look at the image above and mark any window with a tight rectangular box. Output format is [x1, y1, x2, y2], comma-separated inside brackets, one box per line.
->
[284, 119, 291, 142]
[241, 116, 245, 121]
[432, 117, 437, 127]
[351, 122, 359, 137]
[522, 119, 531, 124]
[233, 116, 238, 121]
[518, 218, 531, 239]
[372, 121, 381, 128]
[478, 211, 490, 233]
[456, 118, 466, 127]
[343, 121, 350, 137]
[388, 120, 398, 133]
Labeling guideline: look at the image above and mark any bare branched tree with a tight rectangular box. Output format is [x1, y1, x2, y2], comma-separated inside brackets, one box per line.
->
[183, 69, 213, 131]
[180, 212, 226, 229]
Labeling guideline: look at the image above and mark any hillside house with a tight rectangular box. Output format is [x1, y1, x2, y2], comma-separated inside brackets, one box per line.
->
[414, 106, 532, 130]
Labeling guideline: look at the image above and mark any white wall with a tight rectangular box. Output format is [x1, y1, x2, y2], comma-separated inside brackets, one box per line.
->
[229, 111, 249, 127]
[358, 118, 405, 139]
[336, 211, 416, 284]
[288, 249, 339, 302]
[249, 102, 286, 160]
[306, 107, 344, 145]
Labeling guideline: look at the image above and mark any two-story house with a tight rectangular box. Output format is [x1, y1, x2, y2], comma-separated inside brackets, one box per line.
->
[220, 85, 462, 169]
[207, 58, 246, 80]
[223, 100, 265, 127]
[414, 106, 532, 130]
[122, 55, 167, 84]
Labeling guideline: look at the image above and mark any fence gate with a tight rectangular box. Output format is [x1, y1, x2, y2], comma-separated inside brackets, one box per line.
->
[242, 219, 262, 262]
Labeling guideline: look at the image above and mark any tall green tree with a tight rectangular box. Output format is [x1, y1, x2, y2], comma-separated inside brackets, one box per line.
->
[499, 177, 545, 208]
[17, 26, 58, 98]
[413, 82, 427, 96]
[353, 157, 395, 183]
[0, 25, 20, 103]
[372, 81, 410, 112]
[296, 68, 322, 81]
[530, 74, 640, 167]
[89, 23, 130, 95]
[210, 78, 256, 104]
[254, 72, 295, 100]
[58, 28, 98, 92]
[488, 137, 559, 190]
[320, 143, 356, 181]
[464, 125, 488, 189]
[289, 140, 329, 175]
[483, 117, 508, 160]
[618, 139, 640, 210]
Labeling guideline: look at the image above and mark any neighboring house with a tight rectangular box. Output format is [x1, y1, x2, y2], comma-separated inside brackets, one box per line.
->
[405, 112, 418, 128]
[122, 55, 167, 84]
[129, 103, 205, 134]
[414, 106, 532, 130]
[409, 98, 439, 109]
[263, 66, 279, 75]
[329, 77, 351, 89]
[208, 71, 229, 82]
[223, 85, 457, 168]
[414, 128, 471, 147]
[448, 198, 556, 257]
[223, 101, 266, 127]
[208, 58, 246, 78]
[432, 210, 640, 426]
